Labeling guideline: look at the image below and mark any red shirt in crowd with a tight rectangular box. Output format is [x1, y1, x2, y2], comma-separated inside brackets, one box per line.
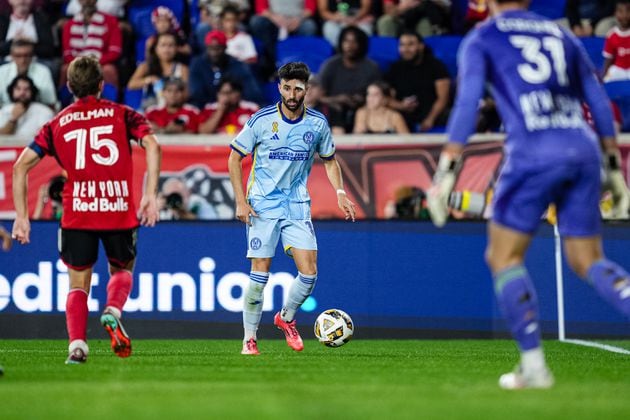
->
[145, 104, 200, 133]
[198, 101, 259, 134]
[31, 96, 153, 230]
[603, 27, 630, 70]
[62, 11, 122, 64]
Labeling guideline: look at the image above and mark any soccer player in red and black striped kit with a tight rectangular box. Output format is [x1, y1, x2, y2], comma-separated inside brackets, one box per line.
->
[12, 56, 162, 364]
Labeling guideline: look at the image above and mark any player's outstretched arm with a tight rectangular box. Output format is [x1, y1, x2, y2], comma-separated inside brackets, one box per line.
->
[139, 134, 161, 227]
[427, 142, 464, 227]
[323, 157, 356, 222]
[228, 149, 257, 225]
[12, 147, 41, 244]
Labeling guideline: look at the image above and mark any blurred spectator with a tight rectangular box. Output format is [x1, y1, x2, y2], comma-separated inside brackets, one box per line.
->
[222, 5, 257, 64]
[198, 78, 259, 134]
[194, 0, 251, 52]
[0, 0, 46, 14]
[0, 0, 57, 64]
[304, 75, 331, 119]
[464, 0, 489, 31]
[61, 0, 121, 87]
[0, 224, 11, 251]
[128, 32, 188, 110]
[189, 30, 263, 108]
[353, 81, 409, 133]
[146, 77, 199, 134]
[385, 31, 449, 131]
[159, 176, 219, 220]
[383, 185, 429, 219]
[603, 0, 630, 81]
[318, 0, 374, 47]
[0, 39, 56, 107]
[318, 26, 380, 133]
[32, 174, 65, 220]
[564, 0, 616, 37]
[145, 6, 191, 63]
[0, 74, 53, 136]
[377, 0, 451, 37]
[250, 0, 318, 78]
[65, 0, 127, 17]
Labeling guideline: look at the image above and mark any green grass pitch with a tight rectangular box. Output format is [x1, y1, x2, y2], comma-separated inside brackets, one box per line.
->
[0, 339, 628, 419]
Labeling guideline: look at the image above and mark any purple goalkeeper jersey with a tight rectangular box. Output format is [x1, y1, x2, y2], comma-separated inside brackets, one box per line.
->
[447, 9, 615, 166]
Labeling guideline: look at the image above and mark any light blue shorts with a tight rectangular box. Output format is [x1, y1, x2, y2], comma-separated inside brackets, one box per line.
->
[246, 217, 318, 258]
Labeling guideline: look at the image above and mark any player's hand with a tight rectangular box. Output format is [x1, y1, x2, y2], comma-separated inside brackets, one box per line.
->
[139, 194, 159, 227]
[337, 192, 356, 222]
[11, 217, 30, 245]
[235, 201, 258, 226]
[603, 150, 630, 219]
[427, 152, 459, 227]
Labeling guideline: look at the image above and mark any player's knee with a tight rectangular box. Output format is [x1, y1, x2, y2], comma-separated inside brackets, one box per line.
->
[485, 246, 524, 273]
[565, 254, 592, 279]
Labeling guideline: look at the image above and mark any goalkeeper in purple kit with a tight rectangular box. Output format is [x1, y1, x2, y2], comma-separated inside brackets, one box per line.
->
[428, 0, 630, 389]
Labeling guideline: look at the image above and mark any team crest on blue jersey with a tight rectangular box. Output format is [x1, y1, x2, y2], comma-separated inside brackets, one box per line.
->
[303, 131, 314, 144]
[250, 237, 262, 250]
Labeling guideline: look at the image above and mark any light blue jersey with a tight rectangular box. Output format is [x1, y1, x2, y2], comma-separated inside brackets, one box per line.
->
[231, 103, 335, 220]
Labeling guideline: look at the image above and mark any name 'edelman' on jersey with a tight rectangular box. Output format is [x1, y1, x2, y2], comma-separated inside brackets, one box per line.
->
[448, 9, 615, 166]
[30, 96, 153, 230]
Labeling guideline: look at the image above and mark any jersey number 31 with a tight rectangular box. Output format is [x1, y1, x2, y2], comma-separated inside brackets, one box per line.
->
[509, 35, 568, 86]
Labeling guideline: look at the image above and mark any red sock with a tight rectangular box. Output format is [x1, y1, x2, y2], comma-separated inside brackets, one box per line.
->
[106, 271, 133, 313]
[66, 289, 88, 343]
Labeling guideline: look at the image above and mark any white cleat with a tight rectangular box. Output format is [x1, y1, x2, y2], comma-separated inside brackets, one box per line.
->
[499, 365, 554, 390]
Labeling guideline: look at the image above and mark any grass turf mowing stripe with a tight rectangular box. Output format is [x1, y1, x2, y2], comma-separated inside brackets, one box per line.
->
[0, 339, 628, 420]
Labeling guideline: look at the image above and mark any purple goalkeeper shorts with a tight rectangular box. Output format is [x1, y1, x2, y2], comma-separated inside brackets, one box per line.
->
[491, 159, 601, 237]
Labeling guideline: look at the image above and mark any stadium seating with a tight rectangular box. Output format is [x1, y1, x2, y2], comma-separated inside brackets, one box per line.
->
[128, 0, 186, 63]
[424, 36, 463, 78]
[367, 36, 399, 72]
[605, 81, 630, 132]
[124, 88, 144, 111]
[581, 37, 605, 70]
[530, 0, 567, 20]
[276, 36, 333, 74]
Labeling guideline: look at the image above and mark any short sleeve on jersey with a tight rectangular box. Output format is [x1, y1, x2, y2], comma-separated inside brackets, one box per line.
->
[317, 123, 335, 160]
[125, 107, 153, 141]
[31, 121, 53, 157]
[231, 123, 256, 156]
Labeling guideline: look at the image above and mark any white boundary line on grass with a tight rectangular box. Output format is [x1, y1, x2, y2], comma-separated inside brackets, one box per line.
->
[554, 226, 630, 356]
[560, 338, 630, 355]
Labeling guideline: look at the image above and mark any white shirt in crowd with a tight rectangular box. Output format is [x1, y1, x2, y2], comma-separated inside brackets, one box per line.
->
[6, 14, 38, 43]
[226, 32, 257, 63]
[0, 102, 54, 138]
[0, 61, 57, 107]
[65, 0, 127, 17]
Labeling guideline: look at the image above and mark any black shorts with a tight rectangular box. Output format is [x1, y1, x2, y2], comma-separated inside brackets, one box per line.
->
[59, 228, 138, 270]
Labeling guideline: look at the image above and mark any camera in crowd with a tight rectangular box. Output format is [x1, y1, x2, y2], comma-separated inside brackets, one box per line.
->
[395, 186, 430, 220]
[48, 175, 66, 204]
[165, 192, 185, 210]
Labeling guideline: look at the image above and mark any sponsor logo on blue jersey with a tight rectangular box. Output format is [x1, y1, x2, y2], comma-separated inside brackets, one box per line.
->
[271, 133, 280, 141]
[269, 147, 309, 161]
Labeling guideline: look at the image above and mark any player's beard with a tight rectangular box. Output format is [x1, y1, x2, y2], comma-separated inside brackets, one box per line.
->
[282, 96, 304, 113]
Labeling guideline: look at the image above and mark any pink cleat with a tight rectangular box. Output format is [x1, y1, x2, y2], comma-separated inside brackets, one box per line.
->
[274, 312, 304, 351]
[241, 338, 260, 355]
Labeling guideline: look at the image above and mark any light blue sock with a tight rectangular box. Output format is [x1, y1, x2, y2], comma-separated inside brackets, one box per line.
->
[281, 272, 317, 322]
[243, 271, 269, 341]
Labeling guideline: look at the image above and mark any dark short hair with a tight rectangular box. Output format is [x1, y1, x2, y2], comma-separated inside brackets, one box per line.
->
[278, 62, 310, 83]
[7, 74, 38, 102]
[10, 38, 34, 52]
[338, 26, 369, 58]
[220, 4, 240, 18]
[399, 30, 423, 44]
[218, 77, 243, 92]
[163, 76, 186, 90]
[67, 56, 103, 98]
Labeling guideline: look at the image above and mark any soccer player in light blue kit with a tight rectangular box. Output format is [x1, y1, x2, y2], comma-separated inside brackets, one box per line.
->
[428, 0, 630, 389]
[228, 62, 356, 355]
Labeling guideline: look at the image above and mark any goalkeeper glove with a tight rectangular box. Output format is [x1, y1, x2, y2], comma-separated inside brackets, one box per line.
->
[603, 150, 630, 220]
[427, 153, 460, 227]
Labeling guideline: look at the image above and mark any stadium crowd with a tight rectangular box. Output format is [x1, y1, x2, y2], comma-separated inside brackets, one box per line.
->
[0, 0, 626, 138]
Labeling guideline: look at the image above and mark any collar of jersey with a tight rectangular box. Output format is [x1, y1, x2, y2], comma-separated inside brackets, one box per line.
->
[277, 102, 304, 125]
